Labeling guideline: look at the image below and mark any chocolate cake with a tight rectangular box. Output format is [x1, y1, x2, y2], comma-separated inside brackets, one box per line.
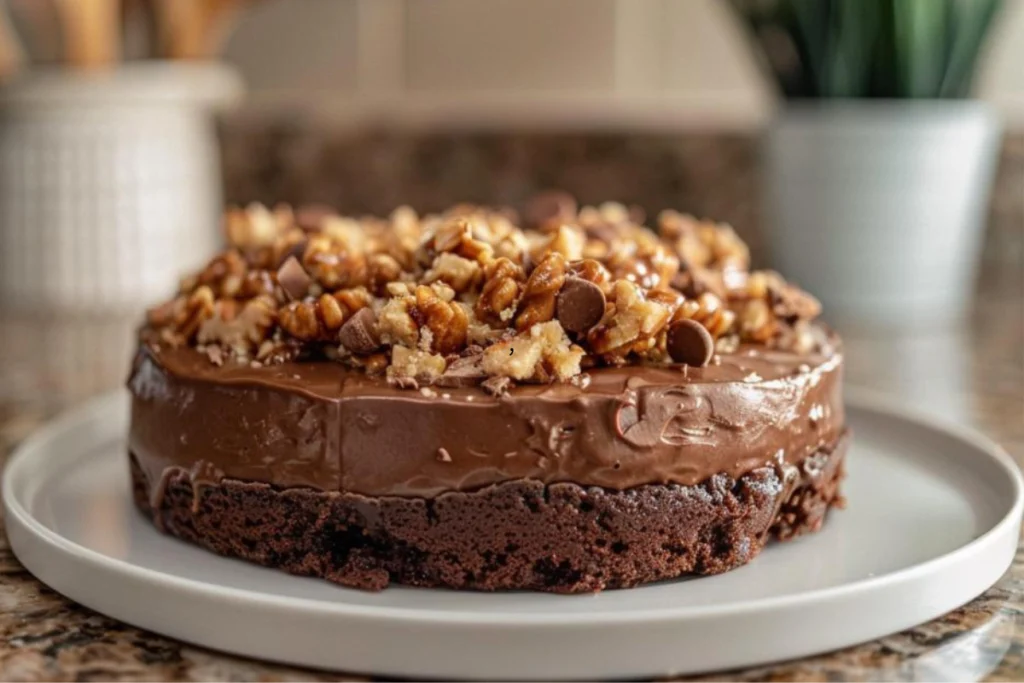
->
[128, 195, 846, 593]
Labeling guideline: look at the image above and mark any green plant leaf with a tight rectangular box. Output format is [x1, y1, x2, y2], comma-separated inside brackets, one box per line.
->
[823, 0, 879, 97]
[940, 0, 1003, 97]
[726, 0, 1003, 98]
[894, 0, 951, 97]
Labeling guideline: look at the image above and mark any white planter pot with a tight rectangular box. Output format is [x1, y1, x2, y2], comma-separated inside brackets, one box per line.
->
[0, 63, 242, 315]
[764, 101, 1001, 328]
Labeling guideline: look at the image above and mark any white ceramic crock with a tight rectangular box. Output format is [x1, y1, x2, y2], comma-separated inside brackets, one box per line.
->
[0, 63, 242, 404]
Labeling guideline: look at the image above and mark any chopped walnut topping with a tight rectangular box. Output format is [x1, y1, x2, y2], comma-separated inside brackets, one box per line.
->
[532, 224, 585, 262]
[176, 285, 216, 342]
[423, 252, 482, 294]
[476, 257, 524, 325]
[303, 233, 367, 289]
[420, 216, 494, 267]
[567, 258, 612, 291]
[224, 203, 282, 250]
[198, 295, 276, 356]
[514, 253, 567, 331]
[674, 292, 736, 339]
[411, 284, 469, 355]
[483, 321, 583, 382]
[377, 293, 419, 348]
[366, 253, 404, 295]
[388, 345, 447, 384]
[143, 196, 825, 385]
[588, 280, 671, 357]
[279, 289, 370, 341]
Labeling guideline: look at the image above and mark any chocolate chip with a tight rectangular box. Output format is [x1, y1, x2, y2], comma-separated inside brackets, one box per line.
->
[276, 256, 311, 301]
[524, 190, 577, 229]
[434, 355, 487, 388]
[666, 319, 714, 367]
[556, 277, 606, 333]
[338, 308, 380, 354]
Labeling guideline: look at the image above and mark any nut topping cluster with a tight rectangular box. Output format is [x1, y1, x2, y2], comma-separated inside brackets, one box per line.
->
[144, 194, 823, 390]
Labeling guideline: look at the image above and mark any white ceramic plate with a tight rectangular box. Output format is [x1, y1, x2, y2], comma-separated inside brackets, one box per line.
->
[4, 391, 1022, 680]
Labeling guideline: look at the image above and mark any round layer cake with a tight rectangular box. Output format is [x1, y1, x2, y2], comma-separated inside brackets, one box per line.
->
[128, 196, 846, 593]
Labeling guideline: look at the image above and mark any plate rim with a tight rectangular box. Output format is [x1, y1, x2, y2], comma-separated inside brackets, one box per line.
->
[4, 387, 1022, 627]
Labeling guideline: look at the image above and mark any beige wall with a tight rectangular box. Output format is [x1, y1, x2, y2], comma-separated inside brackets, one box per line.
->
[222, 0, 1024, 128]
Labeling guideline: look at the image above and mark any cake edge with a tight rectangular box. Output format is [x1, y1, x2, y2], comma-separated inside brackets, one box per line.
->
[129, 431, 847, 594]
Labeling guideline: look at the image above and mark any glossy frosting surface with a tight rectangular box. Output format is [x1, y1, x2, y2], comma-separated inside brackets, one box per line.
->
[128, 331, 844, 498]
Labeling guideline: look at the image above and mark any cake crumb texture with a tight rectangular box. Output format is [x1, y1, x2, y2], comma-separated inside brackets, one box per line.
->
[130, 433, 846, 593]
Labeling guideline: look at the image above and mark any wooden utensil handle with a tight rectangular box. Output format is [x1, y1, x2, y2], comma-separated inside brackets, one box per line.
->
[56, 0, 120, 69]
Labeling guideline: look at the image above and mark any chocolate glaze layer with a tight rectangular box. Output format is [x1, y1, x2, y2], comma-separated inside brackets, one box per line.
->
[128, 332, 844, 498]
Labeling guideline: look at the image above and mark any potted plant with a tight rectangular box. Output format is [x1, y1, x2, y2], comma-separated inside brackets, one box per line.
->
[731, 0, 1004, 327]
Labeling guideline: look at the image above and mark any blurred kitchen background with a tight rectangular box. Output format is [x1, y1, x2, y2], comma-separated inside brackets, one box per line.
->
[0, 0, 1021, 426]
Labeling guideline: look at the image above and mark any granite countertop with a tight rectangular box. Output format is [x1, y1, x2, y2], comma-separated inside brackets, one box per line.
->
[1, 285, 1021, 682]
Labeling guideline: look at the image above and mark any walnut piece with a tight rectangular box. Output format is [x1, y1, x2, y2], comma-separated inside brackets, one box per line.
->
[411, 284, 469, 355]
[588, 280, 671, 356]
[514, 253, 566, 331]
[674, 292, 735, 339]
[198, 295, 277, 356]
[224, 203, 282, 250]
[303, 234, 367, 289]
[482, 321, 583, 382]
[177, 285, 216, 341]
[475, 257, 524, 325]
[423, 252, 482, 294]
[388, 345, 447, 384]
[279, 289, 370, 341]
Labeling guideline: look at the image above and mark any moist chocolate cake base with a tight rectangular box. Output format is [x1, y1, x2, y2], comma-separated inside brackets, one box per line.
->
[130, 432, 847, 593]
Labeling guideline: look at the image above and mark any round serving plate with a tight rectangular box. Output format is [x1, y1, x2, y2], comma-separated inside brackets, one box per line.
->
[4, 390, 1022, 680]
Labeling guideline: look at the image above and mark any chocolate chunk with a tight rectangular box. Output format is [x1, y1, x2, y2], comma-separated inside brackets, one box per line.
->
[276, 256, 311, 301]
[556, 277, 606, 333]
[435, 355, 487, 388]
[524, 190, 577, 229]
[627, 204, 646, 225]
[666, 319, 714, 367]
[295, 204, 336, 232]
[582, 220, 622, 245]
[672, 269, 726, 300]
[277, 239, 309, 269]
[339, 308, 380, 354]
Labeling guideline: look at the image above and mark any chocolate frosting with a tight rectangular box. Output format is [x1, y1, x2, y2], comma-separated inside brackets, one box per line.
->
[128, 333, 844, 498]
